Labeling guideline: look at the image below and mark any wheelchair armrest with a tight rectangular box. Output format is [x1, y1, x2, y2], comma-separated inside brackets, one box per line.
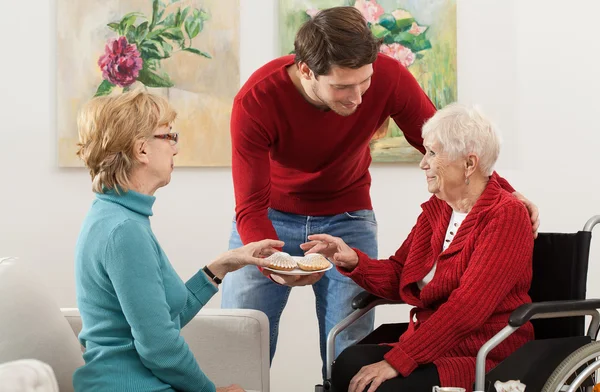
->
[509, 299, 600, 327]
[351, 291, 405, 310]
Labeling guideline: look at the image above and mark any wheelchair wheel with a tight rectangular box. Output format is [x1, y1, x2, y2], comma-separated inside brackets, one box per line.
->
[542, 340, 600, 392]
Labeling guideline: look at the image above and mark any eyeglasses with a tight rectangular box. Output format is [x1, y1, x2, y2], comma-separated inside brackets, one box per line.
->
[153, 132, 179, 145]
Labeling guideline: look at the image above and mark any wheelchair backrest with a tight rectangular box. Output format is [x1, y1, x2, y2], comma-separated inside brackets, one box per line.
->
[529, 231, 592, 339]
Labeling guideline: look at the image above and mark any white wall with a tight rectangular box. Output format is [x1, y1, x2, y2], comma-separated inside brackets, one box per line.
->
[1, 1, 599, 391]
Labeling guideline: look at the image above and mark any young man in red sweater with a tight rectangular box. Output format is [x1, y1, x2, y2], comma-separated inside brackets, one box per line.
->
[221, 6, 539, 378]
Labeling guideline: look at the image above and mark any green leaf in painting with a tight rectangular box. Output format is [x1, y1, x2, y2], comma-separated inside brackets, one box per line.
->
[150, 0, 159, 29]
[161, 40, 173, 58]
[94, 80, 115, 97]
[142, 47, 164, 60]
[391, 32, 431, 52]
[125, 23, 138, 44]
[184, 17, 201, 39]
[136, 21, 149, 42]
[162, 28, 184, 41]
[137, 67, 174, 88]
[146, 27, 167, 40]
[175, 8, 182, 26]
[145, 58, 160, 70]
[162, 13, 176, 29]
[179, 6, 190, 26]
[371, 24, 390, 38]
[150, 0, 165, 29]
[394, 17, 415, 31]
[140, 40, 164, 59]
[119, 12, 143, 33]
[198, 9, 209, 21]
[107, 22, 120, 33]
[156, 9, 166, 24]
[142, 39, 162, 52]
[182, 47, 211, 58]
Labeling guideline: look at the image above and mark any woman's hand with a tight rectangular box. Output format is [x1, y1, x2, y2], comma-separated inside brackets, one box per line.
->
[349, 360, 398, 392]
[216, 384, 245, 392]
[208, 239, 284, 280]
[300, 234, 359, 271]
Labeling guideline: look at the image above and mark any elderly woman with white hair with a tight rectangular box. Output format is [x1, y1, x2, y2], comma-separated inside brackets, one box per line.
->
[302, 103, 535, 392]
[74, 91, 281, 392]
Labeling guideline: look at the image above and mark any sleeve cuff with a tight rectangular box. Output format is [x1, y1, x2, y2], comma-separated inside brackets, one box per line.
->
[186, 269, 218, 305]
[336, 248, 374, 278]
[383, 344, 419, 377]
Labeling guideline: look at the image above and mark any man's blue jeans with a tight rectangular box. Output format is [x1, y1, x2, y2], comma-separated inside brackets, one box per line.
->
[221, 208, 378, 377]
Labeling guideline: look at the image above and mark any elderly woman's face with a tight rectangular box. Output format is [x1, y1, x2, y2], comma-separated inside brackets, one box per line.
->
[419, 137, 466, 201]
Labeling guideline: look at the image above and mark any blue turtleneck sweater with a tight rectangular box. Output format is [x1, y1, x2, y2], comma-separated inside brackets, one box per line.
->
[74, 189, 217, 392]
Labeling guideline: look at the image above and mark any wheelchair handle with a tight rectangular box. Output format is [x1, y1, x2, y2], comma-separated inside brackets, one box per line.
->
[583, 215, 600, 232]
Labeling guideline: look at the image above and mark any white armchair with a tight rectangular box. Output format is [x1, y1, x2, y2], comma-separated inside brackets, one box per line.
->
[62, 308, 271, 392]
[0, 257, 270, 392]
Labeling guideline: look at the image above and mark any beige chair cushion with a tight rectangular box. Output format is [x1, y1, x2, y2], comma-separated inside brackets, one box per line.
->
[62, 308, 270, 392]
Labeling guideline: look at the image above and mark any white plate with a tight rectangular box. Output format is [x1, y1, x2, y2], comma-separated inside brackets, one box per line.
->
[264, 256, 333, 275]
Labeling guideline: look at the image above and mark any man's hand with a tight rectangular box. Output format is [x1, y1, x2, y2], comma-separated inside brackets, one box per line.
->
[513, 191, 540, 238]
[262, 270, 324, 287]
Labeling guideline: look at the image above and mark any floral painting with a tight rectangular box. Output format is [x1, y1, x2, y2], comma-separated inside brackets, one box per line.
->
[280, 0, 457, 163]
[57, 0, 240, 167]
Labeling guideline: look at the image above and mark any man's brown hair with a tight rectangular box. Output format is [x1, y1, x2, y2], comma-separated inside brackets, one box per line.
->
[294, 7, 381, 77]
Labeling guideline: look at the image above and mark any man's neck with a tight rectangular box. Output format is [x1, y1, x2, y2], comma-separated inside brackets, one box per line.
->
[286, 64, 328, 110]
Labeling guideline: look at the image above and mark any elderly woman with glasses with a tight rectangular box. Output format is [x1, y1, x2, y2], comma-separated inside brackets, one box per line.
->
[73, 91, 280, 392]
[302, 103, 535, 392]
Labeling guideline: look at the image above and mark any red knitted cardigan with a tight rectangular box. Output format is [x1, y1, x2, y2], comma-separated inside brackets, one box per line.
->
[341, 176, 535, 390]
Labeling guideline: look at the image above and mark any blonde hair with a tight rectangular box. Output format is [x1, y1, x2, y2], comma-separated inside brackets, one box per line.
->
[422, 103, 501, 176]
[76, 90, 177, 193]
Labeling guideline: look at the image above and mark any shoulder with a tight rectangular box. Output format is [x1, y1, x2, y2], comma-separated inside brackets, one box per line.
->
[103, 219, 157, 262]
[234, 55, 294, 112]
[480, 189, 531, 236]
[372, 53, 416, 86]
[108, 219, 153, 245]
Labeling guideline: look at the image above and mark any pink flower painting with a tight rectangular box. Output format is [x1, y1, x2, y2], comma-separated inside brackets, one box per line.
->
[98, 37, 143, 87]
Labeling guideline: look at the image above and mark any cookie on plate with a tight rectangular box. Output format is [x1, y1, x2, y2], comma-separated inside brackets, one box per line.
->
[297, 253, 330, 271]
[266, 252, 297, 271]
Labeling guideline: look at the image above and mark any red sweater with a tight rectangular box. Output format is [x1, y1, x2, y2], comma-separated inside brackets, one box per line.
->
[341, 176, 534, 391]
[231, 54, 436, 244]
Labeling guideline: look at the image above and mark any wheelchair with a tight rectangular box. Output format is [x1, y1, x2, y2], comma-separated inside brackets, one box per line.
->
[316, 215, 600, 392]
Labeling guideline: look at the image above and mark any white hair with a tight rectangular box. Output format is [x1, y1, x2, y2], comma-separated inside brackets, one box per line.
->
[421, 103, 501, 176]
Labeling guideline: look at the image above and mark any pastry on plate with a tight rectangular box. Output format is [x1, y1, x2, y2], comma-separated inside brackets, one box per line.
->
[297, 253, 330, 271]
[266, 252, 297, 271]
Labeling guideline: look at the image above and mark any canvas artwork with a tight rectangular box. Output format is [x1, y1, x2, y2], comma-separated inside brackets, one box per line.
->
[57, 0, 240, 167]
[280, 0, 457, 163]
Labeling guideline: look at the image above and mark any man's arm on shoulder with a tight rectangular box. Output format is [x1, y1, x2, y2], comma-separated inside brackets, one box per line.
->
[389, 61, 436, 154]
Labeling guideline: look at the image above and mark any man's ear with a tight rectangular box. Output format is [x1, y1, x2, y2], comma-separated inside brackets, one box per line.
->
[134, 138, 149, 165]
[297, 62, 314, 81]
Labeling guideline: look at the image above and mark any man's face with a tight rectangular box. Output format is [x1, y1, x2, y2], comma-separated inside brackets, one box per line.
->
[308, 64, 373, 116]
